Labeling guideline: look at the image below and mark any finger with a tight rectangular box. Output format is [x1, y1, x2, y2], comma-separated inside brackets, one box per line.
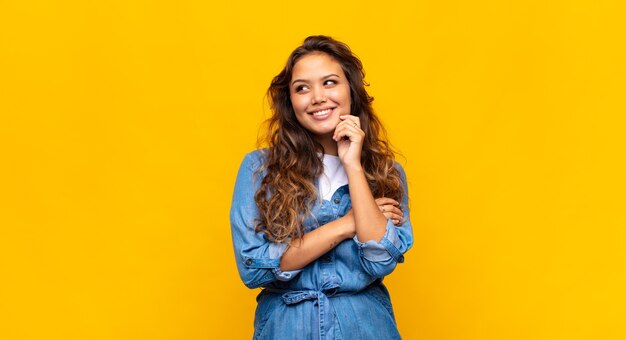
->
[334, 124, 363, 142]
[374, 198, 383, 205]
[333, 125, 352, 141]
[339, 115, 361, 128]
[333, 122, 355, 140]
[387, 206, 404, 217]
[375, 198, 399, 206]
[375, 197, 400, 207]
[338, 118, 361, 133]
[383, 212, 403, 221]
[333, 124, 346, 141]
[379, 205, 403, 219]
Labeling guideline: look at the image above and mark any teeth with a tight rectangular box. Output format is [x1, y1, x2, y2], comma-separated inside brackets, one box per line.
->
[313, 109, 332, 116]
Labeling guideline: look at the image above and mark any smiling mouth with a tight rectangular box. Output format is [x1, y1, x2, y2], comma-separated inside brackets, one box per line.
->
[310, 108, 334, 116]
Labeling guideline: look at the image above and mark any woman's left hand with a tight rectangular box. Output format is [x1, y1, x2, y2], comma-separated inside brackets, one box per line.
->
[333, 115, 365, 169]
[375, 197, 404, 225]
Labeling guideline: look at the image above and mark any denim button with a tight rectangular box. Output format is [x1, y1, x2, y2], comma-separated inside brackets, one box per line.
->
[333, 198, 340, 204]
[245, 259, 253, 266]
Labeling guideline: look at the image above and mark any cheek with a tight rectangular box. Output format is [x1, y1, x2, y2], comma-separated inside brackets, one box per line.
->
[344, 89, 353, 112]
[290, 95, 306, 113]
[333, 86, 351, 104]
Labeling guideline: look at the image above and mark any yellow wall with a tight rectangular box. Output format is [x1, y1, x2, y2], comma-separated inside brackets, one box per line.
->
[1, 0, 625, 339]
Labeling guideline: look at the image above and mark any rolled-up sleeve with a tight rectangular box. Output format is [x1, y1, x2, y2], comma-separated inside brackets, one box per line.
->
[268, 242, 302, 281]
[352, 163, 414, 278]
[230, 151, 301, 289]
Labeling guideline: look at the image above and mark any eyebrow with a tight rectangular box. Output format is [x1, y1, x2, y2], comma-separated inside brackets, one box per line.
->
[291, 74, 340, 86]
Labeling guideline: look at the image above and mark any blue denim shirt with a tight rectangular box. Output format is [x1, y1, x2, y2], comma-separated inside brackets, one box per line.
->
[230, 150, 413, 339]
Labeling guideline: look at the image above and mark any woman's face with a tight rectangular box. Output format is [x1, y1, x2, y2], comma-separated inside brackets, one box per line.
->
[290, 52, 351, 142]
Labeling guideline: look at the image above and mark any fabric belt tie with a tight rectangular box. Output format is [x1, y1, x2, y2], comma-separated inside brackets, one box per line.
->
[280, 281, 340, 340]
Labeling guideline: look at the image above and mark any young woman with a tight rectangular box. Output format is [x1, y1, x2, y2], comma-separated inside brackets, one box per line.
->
[230, 35, 413, 340]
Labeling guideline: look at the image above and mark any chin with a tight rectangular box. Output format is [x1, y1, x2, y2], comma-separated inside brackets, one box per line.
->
[316, 123, 339, 134]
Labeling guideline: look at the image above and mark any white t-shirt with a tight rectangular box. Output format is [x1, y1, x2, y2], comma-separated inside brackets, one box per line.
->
[319, 154, 348, 201]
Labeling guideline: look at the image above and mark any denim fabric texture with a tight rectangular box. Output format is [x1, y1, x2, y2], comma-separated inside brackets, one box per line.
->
[230, 150, 414, 340]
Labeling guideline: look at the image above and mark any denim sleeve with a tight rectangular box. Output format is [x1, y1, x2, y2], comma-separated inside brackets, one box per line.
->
[230, 151, 301, 289]
[268, 242, 302, 281]
[352, 163, 414, 278]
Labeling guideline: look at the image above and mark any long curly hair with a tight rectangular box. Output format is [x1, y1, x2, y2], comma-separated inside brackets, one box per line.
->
[254, 35, 404, 243]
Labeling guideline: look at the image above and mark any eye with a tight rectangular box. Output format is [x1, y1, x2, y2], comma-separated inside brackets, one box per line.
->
[323, 79, 337, 86]
[294, 84, 309, 93]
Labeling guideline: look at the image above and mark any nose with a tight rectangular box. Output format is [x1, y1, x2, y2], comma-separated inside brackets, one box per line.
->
[311, 87, 326, 104]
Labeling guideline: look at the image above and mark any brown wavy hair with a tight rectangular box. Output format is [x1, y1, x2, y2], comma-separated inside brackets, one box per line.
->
[254, 35, 404, 243]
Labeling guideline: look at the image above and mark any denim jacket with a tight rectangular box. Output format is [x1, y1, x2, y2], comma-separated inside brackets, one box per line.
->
[230, 150, 414, 292]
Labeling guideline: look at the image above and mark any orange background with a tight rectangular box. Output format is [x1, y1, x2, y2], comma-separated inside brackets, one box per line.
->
[1, 0, 625, 339]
